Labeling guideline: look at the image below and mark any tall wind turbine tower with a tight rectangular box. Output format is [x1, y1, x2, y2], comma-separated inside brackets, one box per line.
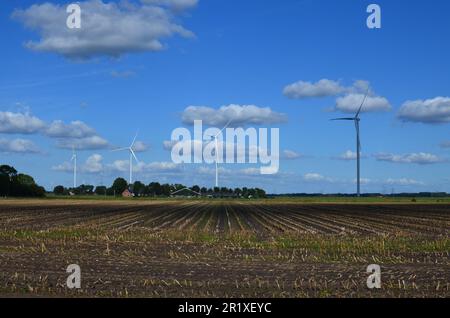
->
[71, 146, 77, 189]
[112, 133, 140, 186]
[207, 120, 232, 188]
[331, 89, 369, 197]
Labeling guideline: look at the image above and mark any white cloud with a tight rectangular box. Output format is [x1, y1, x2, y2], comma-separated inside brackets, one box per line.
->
[141, 0, 198, 11]
[13, 0, 195, 60]
[240, 167, 260, 175]
[303, 173, 328, 182]
[52, 161, 73, 173]
[53, 154, 104, 174]
[132, 141, 149, 152]
[56, 136, 110, 150]
[0, 111, 109, 150]
[45, 120, 96, 138]
[334, 150, 366, 160]
[82, 154, 103, 173]
[283, 79, 390, 114]
[283, 79, 345, 99]
[441, 141, 450, 148]
[145, 161, 181, 172]
[0, 138, 40, 154]
[398, 97, 450, 124]
[181, 104, 287, 126]
[335, 93, 391, 113]
[163, 140, 178, 150]
[0, 111, 46, 134]
[353, 178, 371, 185]
[385, 178, 425, 186]
[108, 160, 181, 173]
[374, 152, 445, 165]
[337, 150, 357, 160]
[282, 150, 302, 160]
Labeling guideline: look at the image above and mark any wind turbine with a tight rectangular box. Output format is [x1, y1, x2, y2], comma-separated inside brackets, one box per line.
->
[112, 133, 139, 186]
[206, 120, 232, 188]
[331, 88, 369, 197]
[71, 146, 77, 189]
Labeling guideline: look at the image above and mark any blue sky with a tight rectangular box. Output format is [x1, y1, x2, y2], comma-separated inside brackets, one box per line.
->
[0, 0, 449, 193]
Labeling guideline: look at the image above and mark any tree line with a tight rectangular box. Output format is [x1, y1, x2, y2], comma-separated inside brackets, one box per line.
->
[53, 177, 267, 198]
[0, 165, 46, 197]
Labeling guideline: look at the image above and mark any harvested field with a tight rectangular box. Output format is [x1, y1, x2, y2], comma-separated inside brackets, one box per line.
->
[0, 200, 448, 297]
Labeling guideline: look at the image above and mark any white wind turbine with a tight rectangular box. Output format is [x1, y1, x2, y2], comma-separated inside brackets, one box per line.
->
[206, 120, 232, 188]
[331, 88, 369, 197]
[112, 133, 139, 186]
[71, 146, 77, 189]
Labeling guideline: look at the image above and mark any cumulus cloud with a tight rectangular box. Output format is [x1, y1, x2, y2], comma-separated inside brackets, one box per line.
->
[0, 111, 46, 134]
[385, 178, 425, 186]
[303, 173, 327, 182]
[132, 141, 149, 152]
[0, 111, 109, 150]
[336, 150, 358, 160]
[283, 79, 390, 114]
[108, 160, 181, 173]
[353, 178, 371, 185]
[163, 140, 178, 151]
[45, 120, 97, 138]
[334, 150, 366, 161]
[397, 97, 450, 124]
[374, 152, 445, 165]
[53, 154, 104, 174]
[141, 0, 198, 11]
[281, 150, 302, 160]
[0, 138, 40, 154]
[181, 104, 287, 127]
[12, 0, 196, 60]
[283, 79, 345, 99]
[335, 93, 391, 113]
[82, 154, 103, 173]
[56, 136, 110, 150]
[52, 161, 73, 173]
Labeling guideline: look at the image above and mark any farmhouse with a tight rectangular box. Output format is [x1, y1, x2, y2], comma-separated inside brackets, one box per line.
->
[122, 189, 134, 197]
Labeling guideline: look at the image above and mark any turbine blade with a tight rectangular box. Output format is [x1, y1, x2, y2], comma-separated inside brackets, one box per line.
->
[355, 87, 370, 118]
[130, 132, 138, 148]
[130, 148, 139, 163]
[331, 118, 355, 121]
[215, 119, 233, 137]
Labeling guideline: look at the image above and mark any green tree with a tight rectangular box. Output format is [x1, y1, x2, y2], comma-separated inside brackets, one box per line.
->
[17, 174, 36, 186]
[148, 182, 161, 196]
[132, 181, 145, 196]
[53, 185, 65, 195]
[94, 186, 107, 196]
[0, 165, 17, 196]
[191, 185, 200, 193]
[111, 178, 128, 195]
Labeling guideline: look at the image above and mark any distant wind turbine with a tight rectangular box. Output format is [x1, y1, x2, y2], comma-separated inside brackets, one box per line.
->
[112, 133, 139, 186]
[331, 88, 369, 197]
[206, 120, 232, 188]
[71, 146, 77, 189]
